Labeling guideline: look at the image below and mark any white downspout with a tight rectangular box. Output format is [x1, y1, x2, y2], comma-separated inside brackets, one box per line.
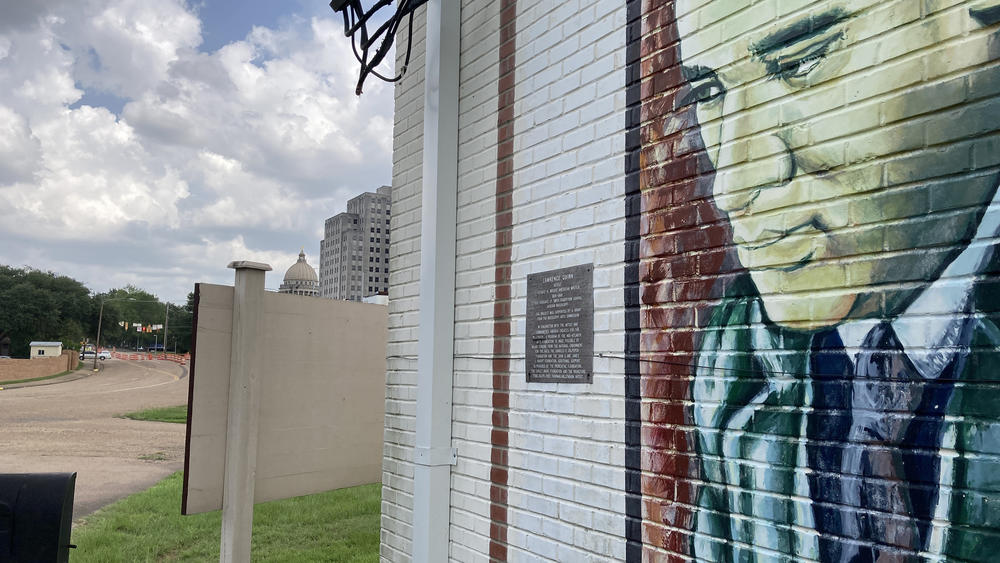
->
[411, 0, 461, 561]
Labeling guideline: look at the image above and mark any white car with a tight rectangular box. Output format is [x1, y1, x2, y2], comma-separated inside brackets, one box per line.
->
[81, 350, 112, 360]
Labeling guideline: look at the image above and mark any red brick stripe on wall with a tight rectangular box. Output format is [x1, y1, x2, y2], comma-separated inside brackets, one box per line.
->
[491, 0, 516, 560]
[637, 1, 733, 558]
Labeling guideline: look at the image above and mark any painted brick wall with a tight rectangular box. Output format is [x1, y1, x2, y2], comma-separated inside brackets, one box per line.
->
[385, 0, 1000, 561]
[504, 0, 628, 561]
[380, 4, 425, 560]
[449, 1, 502, 561]
[381, 0, 631, 561]
[635, 0, 1000, 561]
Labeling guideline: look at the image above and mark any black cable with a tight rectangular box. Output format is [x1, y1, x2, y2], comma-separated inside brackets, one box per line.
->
[331, 0, 428, 95]
[383, 352, 1000, 384]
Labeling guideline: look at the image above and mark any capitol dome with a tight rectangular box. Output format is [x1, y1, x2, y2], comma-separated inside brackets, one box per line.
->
[279, 249, 320, 296]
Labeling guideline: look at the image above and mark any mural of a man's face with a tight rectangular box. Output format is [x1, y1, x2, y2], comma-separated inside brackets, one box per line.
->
[676, 0, 1000, 329]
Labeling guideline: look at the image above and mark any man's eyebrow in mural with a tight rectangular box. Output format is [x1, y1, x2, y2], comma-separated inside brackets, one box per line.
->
[676, 8, 855, 110]
[749, 8, 852, 80]
[971, 1, 1000, 26]
[749, 7, 851, 57]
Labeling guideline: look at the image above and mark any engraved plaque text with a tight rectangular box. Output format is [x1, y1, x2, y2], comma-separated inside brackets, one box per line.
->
[526, 264, 593, 383]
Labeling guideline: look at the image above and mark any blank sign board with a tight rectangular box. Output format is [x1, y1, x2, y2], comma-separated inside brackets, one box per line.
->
[182, 283, 387, 514]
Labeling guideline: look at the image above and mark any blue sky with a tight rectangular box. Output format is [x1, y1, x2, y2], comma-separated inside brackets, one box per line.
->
[0, 0, 396, 303]
[197, 0, 306, 52]
[74, 1, 317, 113]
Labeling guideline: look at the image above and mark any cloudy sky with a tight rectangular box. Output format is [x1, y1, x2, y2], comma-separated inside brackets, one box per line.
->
[0, 0, 395, 303]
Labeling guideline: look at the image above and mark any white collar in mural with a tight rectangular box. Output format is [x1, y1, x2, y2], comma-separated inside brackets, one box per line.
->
[837, 182, 1000, 378]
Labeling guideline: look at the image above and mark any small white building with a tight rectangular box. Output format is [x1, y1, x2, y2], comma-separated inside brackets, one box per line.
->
[29, 341, 62, 359]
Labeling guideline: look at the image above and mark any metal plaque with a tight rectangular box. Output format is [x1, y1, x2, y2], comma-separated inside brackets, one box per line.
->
[526, 264, 594, 383]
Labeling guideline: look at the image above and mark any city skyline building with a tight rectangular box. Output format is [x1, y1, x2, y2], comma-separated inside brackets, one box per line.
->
[319, 185, 391, 301]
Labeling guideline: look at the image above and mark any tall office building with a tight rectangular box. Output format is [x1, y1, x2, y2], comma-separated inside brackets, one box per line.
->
[319, 185, 391, 300]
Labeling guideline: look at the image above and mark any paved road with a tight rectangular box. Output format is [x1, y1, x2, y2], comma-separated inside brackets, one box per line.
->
[0, 358, 189, 520]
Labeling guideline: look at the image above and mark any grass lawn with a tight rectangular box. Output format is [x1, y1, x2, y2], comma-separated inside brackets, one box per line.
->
[72, 472, 381, 562]
[120, 405, 188, 424]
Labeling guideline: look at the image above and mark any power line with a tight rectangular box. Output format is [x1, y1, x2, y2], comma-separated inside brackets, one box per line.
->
[384, 352, 990, 383]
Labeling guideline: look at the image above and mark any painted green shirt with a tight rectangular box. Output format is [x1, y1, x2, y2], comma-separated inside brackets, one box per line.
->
[692, 281, 1000, 562]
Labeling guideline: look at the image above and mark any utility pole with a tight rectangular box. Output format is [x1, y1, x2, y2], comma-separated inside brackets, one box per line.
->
[163, 302, 169, 358]
[93, 299, 105, 371]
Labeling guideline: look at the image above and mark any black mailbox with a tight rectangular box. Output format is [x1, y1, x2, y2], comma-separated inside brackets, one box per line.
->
[0, 473, 76, 562]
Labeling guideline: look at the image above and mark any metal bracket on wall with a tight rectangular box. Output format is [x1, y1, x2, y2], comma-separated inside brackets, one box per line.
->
[413, 446, 458, 466]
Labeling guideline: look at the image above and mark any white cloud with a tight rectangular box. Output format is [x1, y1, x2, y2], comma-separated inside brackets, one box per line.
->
[0, 105, 42, 184]
[62, 0, 202, 98]
[0, 105, 189, 239]
[123, 15, 394, 196]
[172, 235, 298, 284]
[0, 18, 82, 121]
[0, 0, 395, 302]
[188, 151, 304, 230]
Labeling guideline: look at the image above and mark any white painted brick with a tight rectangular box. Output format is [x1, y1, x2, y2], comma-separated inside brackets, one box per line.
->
[384, 0, 627, 560]
[561, 207, 595, 230]
[524, 532, 560, 560]
[544, 151, 577, 176]
[543, 194, 576, 217]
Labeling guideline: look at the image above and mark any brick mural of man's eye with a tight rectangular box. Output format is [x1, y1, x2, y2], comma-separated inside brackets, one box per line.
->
[689, 80, 724, 106]
[755, 30, 842, 83]
[752, 8, 848, 86]
[767, 44, 831, 82]
[676, 66, 725, 109]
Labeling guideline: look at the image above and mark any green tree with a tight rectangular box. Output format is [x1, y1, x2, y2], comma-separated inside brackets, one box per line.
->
[165, 292, 195, 353]
[0, 265, 194, 357]
[0, 266, 91, 357]
[93, 286, 171, 351]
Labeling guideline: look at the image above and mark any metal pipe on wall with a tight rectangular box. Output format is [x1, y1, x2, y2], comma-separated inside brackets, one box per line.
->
[411, 0, 461, 560]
